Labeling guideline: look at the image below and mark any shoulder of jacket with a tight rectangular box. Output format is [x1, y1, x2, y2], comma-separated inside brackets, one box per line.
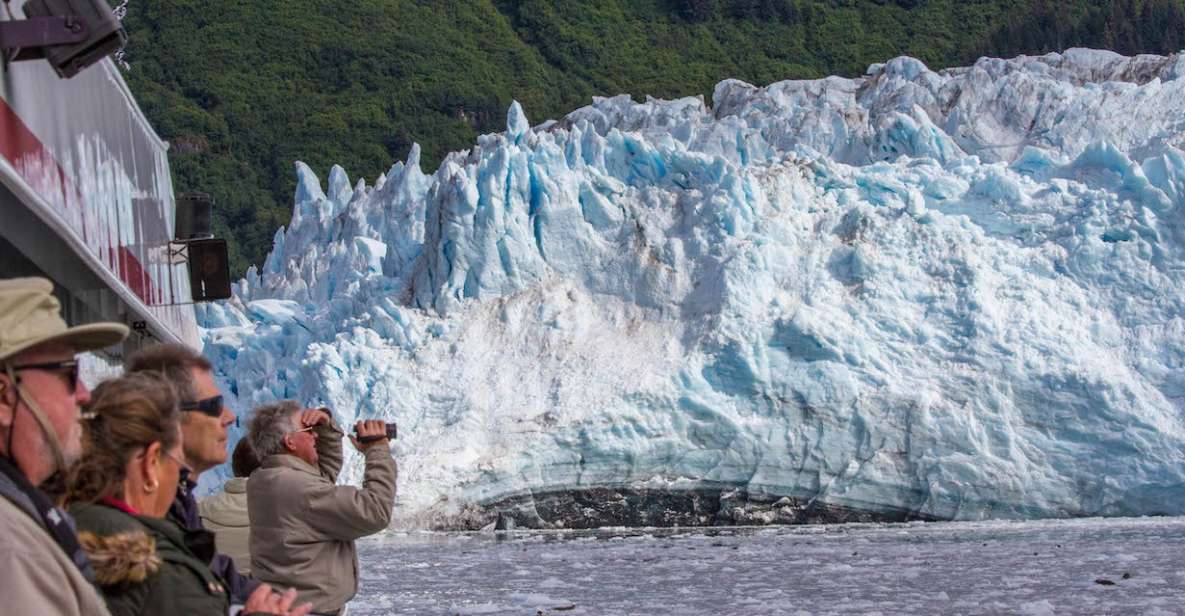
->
[0, 532, 103, 614]
[70, 503, 142, 536]
[0, 494, 34, 524]
[132, 552, 231, 615]
[0, 502, 72, 554]
[224, 477, 248, 493]
[197, 491, 231, 513]
[198, 493, 249, 527]
[256, 456, 324, 480]
[150, 550, 232, 598]
[134, 522, 233, 604]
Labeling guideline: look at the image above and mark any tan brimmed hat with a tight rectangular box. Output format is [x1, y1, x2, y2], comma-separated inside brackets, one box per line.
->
[0, 277, 128, 362]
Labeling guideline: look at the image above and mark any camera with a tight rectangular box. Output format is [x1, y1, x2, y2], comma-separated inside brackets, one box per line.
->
[354, 422, 397, 443]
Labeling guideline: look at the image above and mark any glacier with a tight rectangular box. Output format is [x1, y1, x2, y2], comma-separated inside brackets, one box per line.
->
[198, 48, 1185, 528]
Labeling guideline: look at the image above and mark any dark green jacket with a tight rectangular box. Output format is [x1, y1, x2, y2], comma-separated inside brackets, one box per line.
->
[69, 501, 231, 616]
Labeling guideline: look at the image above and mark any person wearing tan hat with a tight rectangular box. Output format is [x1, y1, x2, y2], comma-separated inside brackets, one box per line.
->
[0, 276, 127, 616]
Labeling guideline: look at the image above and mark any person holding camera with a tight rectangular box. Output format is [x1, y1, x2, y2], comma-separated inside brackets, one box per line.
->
[246, 402, 396, 616]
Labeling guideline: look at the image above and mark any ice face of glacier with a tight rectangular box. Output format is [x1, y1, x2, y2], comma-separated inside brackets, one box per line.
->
[199, 48, 1185, 528]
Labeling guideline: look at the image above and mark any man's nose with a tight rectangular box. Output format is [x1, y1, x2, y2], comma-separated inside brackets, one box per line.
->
[221, 406, 235, 427]
[75, 379, 91, 407]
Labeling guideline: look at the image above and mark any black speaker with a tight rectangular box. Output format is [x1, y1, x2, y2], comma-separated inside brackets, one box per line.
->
[186, 239, 231, 302]
[21, 0, 127, 78]
[175, 192, 214, 241]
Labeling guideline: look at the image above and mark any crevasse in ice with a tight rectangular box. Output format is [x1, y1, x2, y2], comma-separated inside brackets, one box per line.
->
[198, 48, 1185, 526]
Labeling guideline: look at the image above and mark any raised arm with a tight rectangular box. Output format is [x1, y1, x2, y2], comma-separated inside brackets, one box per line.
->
[303, 421, 397, 541]
[298, 408, 345, 481]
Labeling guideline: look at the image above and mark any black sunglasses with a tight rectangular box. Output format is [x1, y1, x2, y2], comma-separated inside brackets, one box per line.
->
[9, 359, 80, 392]
[179, 395, 224, 417]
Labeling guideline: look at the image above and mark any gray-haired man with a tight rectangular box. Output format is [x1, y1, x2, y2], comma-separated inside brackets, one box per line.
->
[247, 402, 396, 616]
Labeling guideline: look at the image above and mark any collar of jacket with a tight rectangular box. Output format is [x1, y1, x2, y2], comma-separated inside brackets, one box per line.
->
[260, 452, 321, 477]
[179, 467, 196, 496]
[100, 495, 141, 516]
[168, 469, 202, 530]
[223, 477, 247, 494]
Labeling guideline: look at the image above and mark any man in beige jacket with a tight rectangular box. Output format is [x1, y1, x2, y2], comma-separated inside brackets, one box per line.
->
[247, 402, 397, 615]
[0, 277, 126, 616]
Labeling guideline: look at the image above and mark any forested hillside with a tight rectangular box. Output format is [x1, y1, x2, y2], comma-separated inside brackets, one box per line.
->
[119, 0, 1185, 276]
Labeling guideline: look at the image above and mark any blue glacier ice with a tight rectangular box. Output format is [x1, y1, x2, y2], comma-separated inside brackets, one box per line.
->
[198, 48, 1185, 527]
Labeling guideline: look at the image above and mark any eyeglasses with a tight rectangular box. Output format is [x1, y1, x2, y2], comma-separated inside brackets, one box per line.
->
[292, 425, 316, 435]
[179, 395, 223, 417]
[8, 359, 80, 393]
[163, 450, 191, 471]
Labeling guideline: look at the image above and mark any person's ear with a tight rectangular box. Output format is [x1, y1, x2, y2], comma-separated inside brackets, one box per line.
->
[142, 442, 163, 493]
[0, 374, 15, 429]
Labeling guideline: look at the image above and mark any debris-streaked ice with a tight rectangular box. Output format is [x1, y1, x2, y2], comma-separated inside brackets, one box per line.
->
[199, 49, 1185, 527]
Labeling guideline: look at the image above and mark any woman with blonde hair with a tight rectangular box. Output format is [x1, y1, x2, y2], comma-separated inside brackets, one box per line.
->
[67, 372, 311, 616]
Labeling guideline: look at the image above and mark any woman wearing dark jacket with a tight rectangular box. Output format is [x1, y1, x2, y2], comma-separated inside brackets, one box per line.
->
[66, 372, 311, 616]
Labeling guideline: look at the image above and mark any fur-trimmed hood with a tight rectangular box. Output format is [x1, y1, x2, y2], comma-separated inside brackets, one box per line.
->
[78, 529, 161, 586]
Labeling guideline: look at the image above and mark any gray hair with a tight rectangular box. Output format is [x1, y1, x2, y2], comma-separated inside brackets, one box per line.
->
[247, 400, 302, 458]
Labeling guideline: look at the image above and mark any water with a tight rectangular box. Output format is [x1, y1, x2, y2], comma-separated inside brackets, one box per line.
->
[352, 517, 1185, 615]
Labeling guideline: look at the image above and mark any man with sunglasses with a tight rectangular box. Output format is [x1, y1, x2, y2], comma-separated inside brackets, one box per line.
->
[125, 342, 261, 603]
[0, 277, 126, 615]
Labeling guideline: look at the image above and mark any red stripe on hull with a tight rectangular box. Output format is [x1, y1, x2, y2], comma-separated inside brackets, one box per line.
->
[0, 97, 157, 304]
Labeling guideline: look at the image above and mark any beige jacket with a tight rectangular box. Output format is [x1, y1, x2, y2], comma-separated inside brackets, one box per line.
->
[248, 421, 396, 613]
[0, 496, 112, 616]
[198, 477, 252, 575]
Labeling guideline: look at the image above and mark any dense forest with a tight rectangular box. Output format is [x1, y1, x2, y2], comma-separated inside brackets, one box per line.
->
[118, 0, 1185, 276]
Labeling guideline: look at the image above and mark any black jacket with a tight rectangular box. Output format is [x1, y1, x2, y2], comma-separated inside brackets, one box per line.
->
[169, 471, 260, 603]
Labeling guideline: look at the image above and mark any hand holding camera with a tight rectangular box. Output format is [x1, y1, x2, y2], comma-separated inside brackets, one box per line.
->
[350, 420, 396, 451]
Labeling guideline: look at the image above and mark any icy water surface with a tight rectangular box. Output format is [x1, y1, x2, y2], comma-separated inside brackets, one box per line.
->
[352, 517, 1185, 615]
